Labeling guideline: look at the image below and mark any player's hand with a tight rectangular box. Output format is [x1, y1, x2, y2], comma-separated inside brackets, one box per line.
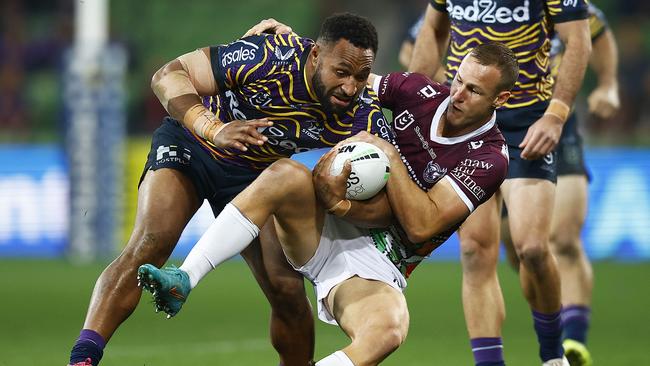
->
[588, 84, 620, 119]
[242, 18, 293, 37]
[212, 118, 273, 152]
[344, 131, 399, 159]
[312, 148, 351, 209]
[519, 114, 563, 160]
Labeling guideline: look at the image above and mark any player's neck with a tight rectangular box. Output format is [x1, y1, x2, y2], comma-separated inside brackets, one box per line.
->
[438, 113, 485, 138]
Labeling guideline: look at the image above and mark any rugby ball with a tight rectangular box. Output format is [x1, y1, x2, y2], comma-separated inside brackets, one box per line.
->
[330, 141, 391, 200]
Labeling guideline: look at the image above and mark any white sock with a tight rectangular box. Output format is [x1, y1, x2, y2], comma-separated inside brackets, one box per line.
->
[179, 203, 259, 288]
[315, 351, 355, 366]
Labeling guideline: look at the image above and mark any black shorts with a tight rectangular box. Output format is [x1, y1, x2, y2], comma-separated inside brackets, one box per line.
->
[140, 117, 260, 215]
[556, 113, 590, 178]
[497, 101, 557, 182]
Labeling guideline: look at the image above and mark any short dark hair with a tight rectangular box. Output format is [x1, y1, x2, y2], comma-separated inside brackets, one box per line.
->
[318, 13, 378, 55]
[469, 42, 519, 93]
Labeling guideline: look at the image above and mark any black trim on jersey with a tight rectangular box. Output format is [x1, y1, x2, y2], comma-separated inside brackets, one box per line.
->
[550, 9, 590, 24]
[210, 45, 222, 92]
[430, 0, 446, 12]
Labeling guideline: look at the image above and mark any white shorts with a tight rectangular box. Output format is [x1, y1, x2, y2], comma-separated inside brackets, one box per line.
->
[292, 214, 407, 325]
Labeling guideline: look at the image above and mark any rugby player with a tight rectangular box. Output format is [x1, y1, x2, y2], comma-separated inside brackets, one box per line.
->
[138, 42, 516, 365]
[67, 13, 393, 366]
[409, 0, 592, 365]
[500, 4, 619, 365]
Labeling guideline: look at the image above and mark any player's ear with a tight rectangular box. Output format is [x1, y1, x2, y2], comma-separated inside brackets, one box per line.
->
[311, 43, 321, 66]
[493, 90, 511, 108]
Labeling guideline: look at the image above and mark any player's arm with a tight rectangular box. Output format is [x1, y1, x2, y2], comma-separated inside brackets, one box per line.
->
[384, 149, 469, 243]
[312, 147, 394, 228]
[151, 48, 271, 151]
[587, 28, 619, 119]
[408, 4, 450, 80]
[519, 18, 591, 160]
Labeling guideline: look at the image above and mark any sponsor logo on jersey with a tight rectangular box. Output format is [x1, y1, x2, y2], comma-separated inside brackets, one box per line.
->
[423, 161, 447, 184]
[301, 120, 324, 140]
[394, 110, 416, 131]
[272, 46, 296, 66]
[469, 140, 484, 150]
[418, 85, 441, 99]
[249, 91, 272, 107]
[450, 166, 487, 200]
[225, 90, 247, 120]
[501, 143, 509, 160]
[156, 145, 191, 165]
[447, 0, 530, 24]
[221, 39, 260, 68]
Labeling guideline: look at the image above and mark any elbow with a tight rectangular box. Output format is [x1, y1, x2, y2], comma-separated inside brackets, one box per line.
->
[151, 66, 165, 95]
[405, 225, 432, 244]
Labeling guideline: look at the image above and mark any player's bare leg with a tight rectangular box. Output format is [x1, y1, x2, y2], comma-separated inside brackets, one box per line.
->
[240, 222, 315, 366]
[501, 178, 565, 363]
[458, 193, 506, 365]
[324, 277, 409, 366]
[69, 169, 201, 365]
[550, 175, 592, 364]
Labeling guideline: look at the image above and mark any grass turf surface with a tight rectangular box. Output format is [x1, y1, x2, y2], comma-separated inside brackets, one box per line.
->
[0, 260, 648, 365]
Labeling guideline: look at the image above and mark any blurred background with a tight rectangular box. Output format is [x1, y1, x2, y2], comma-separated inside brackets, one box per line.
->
[0, 1, 649, 365]
[0, 0, 648, 261]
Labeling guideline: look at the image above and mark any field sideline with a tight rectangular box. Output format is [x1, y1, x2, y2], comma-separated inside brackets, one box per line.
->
[0, 260, 648, 365]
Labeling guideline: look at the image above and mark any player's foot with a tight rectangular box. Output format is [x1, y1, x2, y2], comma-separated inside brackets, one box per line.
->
[542, 356, 569, 366]
[137, 264, 191, 318]
[68, 358, 93, 366]
[563, 339, 593, 366]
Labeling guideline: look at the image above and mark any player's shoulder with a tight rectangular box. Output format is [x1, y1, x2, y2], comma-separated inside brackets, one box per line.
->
[217, 33, 313, 71]
[379, 72, 449, 97]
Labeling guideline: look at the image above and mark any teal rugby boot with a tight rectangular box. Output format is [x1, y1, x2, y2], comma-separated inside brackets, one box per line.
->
[137, 264, 191, 318]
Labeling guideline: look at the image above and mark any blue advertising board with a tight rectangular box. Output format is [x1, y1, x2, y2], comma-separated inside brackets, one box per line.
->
[0, 146, 648, 261]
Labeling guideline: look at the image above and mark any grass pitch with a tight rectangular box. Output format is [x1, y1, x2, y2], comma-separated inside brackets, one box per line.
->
[0, 260, 648, 365]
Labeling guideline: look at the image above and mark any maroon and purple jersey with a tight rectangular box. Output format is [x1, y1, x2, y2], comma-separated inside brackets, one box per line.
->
[370, 72, 509, 277]
[430, 0, 589, 109]
[183, 33, 392, 170]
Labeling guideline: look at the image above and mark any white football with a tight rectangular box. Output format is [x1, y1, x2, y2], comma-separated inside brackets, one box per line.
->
[330, 141, 391, 200]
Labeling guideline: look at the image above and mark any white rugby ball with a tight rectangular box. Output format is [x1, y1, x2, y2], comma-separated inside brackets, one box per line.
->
[330, 141, 391, 200]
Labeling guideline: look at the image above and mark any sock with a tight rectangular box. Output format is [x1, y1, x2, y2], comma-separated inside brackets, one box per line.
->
[69, 329, 106, 365]
[532, 310, 564, 362]
[315, 350, 355, 366]
[471, 337, 505, 366]
[561, 305, 590, 344]
[180, 203, 260, 288]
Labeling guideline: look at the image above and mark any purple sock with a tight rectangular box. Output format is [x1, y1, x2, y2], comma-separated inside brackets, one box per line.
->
[69, 329, 106, 365]
[471, 337, 505, 366]
[561, 305, 590, 344]
[532, 310, 563, 362]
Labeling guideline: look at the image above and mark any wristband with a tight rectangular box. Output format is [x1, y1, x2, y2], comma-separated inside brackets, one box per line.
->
[544, 99, 570, 122]
[184, 104, 223, 142]
[327, 199, 352, 217]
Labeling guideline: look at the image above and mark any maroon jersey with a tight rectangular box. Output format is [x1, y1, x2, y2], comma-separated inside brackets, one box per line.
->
[370, 72, 509, 277]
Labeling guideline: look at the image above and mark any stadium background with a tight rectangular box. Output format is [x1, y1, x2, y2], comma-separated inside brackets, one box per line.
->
[0, 0, 648, 364]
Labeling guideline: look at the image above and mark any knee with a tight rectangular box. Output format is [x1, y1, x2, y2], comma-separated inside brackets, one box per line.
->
[117, 229, 174, 268]
[265, 159, 312, 191]
[364, 318, 408, 359]
[517, 241, 551, 272]
[461, 236, 498, 273]
[550, 234, 582, 261]
[265, 275, 310, 315]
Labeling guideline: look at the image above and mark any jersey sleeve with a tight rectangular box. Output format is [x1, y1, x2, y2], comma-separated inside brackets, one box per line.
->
[444, 143, 508, 212]
[350, 89, 395, 141]
[373, 72, 444, 110]
[546, 0, 589, 24]
[588, 3, 609, 41]
[430, 0, 447, 13]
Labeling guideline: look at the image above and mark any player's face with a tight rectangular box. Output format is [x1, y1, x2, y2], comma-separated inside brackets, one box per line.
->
[311, 39, 375, 114]
[447, 56, 508, 129]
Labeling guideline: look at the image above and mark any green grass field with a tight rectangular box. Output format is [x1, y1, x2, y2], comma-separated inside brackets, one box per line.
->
[1, 260, 648, 365]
